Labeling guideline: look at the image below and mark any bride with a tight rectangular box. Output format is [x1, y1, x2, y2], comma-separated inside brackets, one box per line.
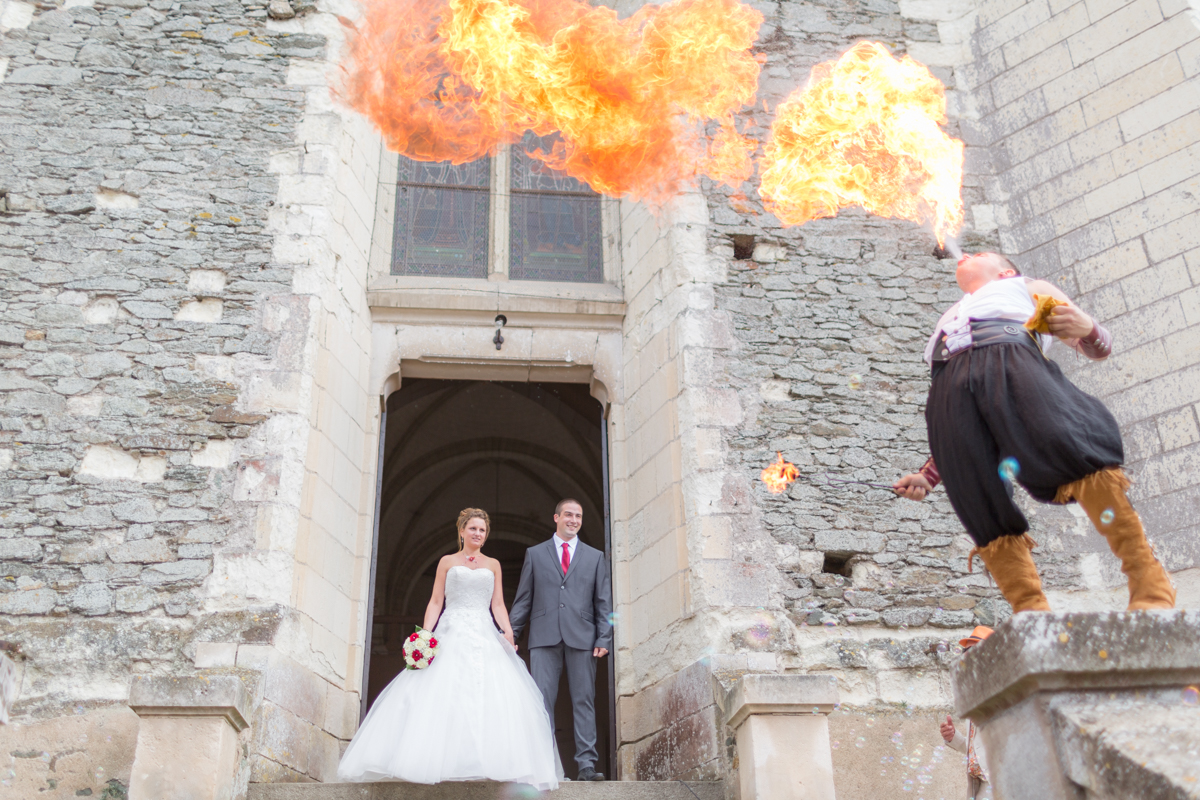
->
[337, 508, 562, 788]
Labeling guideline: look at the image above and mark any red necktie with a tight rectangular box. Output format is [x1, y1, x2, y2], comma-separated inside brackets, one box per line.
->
[561, 542, 571, 574]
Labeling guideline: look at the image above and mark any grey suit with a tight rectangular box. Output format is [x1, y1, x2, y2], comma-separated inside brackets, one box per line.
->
[510, 537, 613, 771]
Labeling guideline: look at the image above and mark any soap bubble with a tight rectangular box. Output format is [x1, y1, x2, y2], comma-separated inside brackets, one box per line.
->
[935, 641, 948, 654]
[823, 619, 837, 628]
[1100, 508, 1115, 525]
[866, 717, 876, 728]
[998, 457, 1020, 482]
[903, 778, 914, 791]
[606, 612, 619, 626]
[748, 613, 774, 644]
[856, 737, 866, 748]
[1183, 686, 1199, 705]
[502, 785, 543, 799]
[848, 374, 863, 390]
[832, 739, 840, 749]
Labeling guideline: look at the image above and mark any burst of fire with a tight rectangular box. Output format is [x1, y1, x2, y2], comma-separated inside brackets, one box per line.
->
[759, 41, 964, 244]
[761, 452, 799, 494]
[338, 0, 763, 203]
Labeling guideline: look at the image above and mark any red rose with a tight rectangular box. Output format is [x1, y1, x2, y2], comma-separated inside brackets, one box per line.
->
[409, 633, 419, 642]
[426, 657, 434, 665]
[429, 638, 438, 647]
[412, 650, 422, 660]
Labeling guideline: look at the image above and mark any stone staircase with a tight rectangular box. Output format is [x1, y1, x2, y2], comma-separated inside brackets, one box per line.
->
[249, 781, 724, 799]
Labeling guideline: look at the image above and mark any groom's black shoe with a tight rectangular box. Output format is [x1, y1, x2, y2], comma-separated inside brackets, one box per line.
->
[577, 767, 606, 781]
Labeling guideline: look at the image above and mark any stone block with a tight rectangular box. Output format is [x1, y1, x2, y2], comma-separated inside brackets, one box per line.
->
[194, 642, 238, 668]
[109, 539, 174, 563]
[115, 585, 159, 613]
[814, 530, 886, 554]
[129, 715, 241, 800]
[723, 674, 839, 800]
[5, 64, 81, 85]
[264, 655, 327, 727]
[68, 582, 113, 615]
[0, 586, 57, 614]
[129, 675, 251, 728]
[256, 700, 313, 775]
[953, 611, 1200, 800]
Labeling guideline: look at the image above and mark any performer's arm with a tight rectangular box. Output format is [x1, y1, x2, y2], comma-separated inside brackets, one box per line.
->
[508, 550, 535, 637]
[1026, 278, 1111, 360]
[894, 457, 936, 500]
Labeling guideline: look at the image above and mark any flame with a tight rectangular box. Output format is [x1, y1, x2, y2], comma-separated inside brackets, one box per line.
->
[759, 42, 964, 244]
[338, 0, 763, 203]
[761, 452, 799, 494]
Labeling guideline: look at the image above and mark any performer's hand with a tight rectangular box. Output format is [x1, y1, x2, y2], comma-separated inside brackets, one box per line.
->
[940, 715, 956, 743]
[1046, 303, 1094, 339]
[593, 647, 608, 658]
[893, 473, 933, 501]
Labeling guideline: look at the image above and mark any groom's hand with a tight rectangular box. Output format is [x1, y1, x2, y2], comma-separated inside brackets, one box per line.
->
[593, 647, 608, 658]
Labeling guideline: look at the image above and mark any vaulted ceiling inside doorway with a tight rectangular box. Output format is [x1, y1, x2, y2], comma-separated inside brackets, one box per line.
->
[375, 379, 605, 618]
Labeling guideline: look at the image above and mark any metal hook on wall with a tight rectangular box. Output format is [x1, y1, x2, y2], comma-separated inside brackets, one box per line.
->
[494, 314, 507, 350]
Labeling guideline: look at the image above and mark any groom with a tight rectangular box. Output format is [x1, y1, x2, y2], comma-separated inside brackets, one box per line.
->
[510, 498, 613, 781]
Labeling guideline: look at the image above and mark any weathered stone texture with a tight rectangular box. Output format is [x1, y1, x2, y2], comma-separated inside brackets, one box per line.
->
[969, 0, 1200, 575]
[0, 0, 307, 638]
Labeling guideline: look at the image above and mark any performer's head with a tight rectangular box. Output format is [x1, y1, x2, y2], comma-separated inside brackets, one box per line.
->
[956, 252, 1021, 294]
[554, 498, 583, 540]
[456, 507, 490, 551]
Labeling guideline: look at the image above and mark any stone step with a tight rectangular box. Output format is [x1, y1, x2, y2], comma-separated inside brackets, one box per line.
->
[248, 781, 723, 800]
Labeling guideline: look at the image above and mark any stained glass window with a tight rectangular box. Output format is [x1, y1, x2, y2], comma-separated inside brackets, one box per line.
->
[510, 133, 603, 283]
[391, 156, 491, 278]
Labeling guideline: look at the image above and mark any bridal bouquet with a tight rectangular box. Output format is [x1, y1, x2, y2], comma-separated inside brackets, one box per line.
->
[403, 627, 439, 670]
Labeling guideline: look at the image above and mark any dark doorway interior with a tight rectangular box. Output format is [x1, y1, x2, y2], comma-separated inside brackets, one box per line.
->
[365, 379, 611, 780]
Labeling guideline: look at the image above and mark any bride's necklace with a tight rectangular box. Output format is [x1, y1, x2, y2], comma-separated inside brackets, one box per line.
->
[466, 556, 476, 562]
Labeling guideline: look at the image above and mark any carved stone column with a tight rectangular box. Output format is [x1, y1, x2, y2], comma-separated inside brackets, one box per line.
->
[128, 675, 251, 800]
[723, 674, 839, 800]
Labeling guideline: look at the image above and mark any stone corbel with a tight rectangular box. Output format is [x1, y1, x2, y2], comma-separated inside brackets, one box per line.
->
[128, 675, 252, 800]
[723, 674, 839, 800]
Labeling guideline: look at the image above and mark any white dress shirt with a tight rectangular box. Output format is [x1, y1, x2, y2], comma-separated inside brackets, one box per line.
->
[552, 533, 578, 571]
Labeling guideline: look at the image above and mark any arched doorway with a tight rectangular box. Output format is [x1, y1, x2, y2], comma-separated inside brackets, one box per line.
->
[364, 379, 613, 779]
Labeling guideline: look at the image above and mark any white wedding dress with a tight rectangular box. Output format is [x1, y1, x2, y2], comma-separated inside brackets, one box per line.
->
[337, 566, 562, 788]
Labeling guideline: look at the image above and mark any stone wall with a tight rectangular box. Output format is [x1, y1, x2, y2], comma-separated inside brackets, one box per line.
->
[610, 0, 995, 792]
[0, 0, 381, 790]
[964, 0, 1200, 590]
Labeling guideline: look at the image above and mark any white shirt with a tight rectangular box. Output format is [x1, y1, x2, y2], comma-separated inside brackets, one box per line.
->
[552, 533, 578, 569]
[923, 277, 1053, 365]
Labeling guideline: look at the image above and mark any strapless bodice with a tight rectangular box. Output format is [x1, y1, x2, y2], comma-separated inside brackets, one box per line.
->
[443, 565, 494, 613]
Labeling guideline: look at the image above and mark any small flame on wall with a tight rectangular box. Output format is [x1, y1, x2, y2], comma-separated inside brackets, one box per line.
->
[759, 41, 964, 245]
[761, 452, 799, 494]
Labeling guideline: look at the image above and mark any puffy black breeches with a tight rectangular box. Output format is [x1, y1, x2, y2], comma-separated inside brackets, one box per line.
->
[925, 342, 1124, 547]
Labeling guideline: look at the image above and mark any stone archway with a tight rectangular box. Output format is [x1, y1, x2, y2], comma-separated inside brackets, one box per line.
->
[365, 378, 611, 778]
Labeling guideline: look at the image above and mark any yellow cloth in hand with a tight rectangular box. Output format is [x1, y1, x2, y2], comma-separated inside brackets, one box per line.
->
[1025, 294, 1067, 334]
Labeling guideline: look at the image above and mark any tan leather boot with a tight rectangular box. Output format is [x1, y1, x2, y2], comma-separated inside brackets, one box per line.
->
[971, 534, 1052, 612]
[1057, 467, 1175, 611]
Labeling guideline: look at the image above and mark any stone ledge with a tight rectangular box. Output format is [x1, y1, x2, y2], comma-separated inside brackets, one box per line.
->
[952, 611, 1200, 721]
[722, 674, 840, 730]
[128, 674, 252, 731]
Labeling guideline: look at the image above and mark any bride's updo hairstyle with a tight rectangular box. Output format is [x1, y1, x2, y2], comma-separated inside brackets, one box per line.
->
[456, 507, 490, 550]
